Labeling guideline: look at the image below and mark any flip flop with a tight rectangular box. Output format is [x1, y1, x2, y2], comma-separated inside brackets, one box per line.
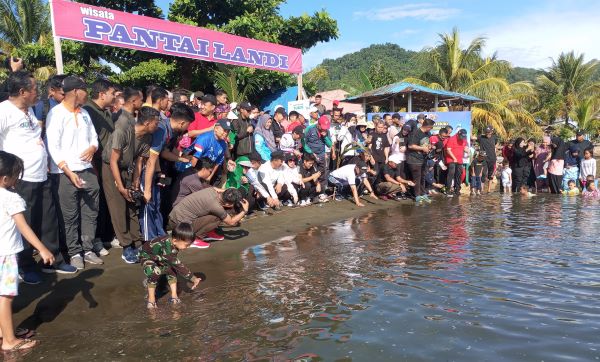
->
[2, 338, 37, 352]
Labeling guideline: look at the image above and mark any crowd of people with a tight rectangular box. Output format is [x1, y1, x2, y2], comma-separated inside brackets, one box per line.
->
[0, 63, 598, 350]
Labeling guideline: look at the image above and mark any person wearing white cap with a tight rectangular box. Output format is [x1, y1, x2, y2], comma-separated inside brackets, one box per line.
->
[308, 105, 319, 126]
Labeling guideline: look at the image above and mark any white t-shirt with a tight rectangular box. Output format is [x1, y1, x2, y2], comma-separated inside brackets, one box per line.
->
[330, 164, 364, 186]
[0, 188, 26, 256]
[501, 167, 512, 183]
[46, 103, 99, 173]
[0, 100, 48, 182]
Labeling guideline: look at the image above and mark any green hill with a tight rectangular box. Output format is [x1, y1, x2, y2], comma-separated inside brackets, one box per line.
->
[308, 43, 541, 93]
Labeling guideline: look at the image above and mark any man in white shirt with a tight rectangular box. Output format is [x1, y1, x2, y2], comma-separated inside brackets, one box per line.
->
[46, 76, 103, 270]
[0, 71, 75, 282]
[253, 150, 298, 208]
[329, 160, 377, 207]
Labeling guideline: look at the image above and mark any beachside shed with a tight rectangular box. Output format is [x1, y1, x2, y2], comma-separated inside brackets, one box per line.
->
[343, 81, 481, 113]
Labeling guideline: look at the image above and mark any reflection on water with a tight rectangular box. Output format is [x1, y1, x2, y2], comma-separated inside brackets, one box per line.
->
[29, 196, 600, 360]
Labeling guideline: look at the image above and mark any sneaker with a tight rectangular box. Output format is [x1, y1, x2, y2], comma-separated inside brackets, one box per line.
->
[303, 198, 312, 206]
[334, 194, 345, 201]
[121, 247, 139, 264]
[415, 196, 423, 204]
[257, 200, 269, 210]
[318, 194, 329, 203]
[49, 262, 78, 274]
[299, 199, 308, 207]
[70, 255, 85, 270]
[110, 238, 123, 249]
[97, 248, 110, 257]
[19, 271, 42, 285]
[190, 239, 210, 249]
[284, 200, 294, 207]
[84, 252, 104, 265]
[422, 195, 433, 203]
[204, 229, 224, 241]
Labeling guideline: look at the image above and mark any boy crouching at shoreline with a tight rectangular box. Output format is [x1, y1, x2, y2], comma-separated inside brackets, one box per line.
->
[139, 222, 201, 308]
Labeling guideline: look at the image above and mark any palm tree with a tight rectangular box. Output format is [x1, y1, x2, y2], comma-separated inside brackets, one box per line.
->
[570, 97, 600, 138]
[536, 51, 600, 125]
[0, 0, 50, 50]
[212, 65, 259, 103]
[404, 27, 540, 138]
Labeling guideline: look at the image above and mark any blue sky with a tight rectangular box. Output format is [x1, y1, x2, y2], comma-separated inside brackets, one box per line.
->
[155, 0, 600, 72]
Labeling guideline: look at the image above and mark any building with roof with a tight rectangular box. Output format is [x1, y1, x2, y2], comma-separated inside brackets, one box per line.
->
[343, 81, 481, 113]
[310, 89, 364, 115]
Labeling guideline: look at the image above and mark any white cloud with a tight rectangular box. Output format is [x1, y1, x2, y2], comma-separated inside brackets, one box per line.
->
[354, 3, 460, 21]
[462, 4, 600, 69]
[392, 29, 421, 38]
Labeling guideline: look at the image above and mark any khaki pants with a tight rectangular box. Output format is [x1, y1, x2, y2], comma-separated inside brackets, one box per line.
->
[102, 163, 143, 248]
[376, 182, 403, 196]
[168, 214, 221, 238]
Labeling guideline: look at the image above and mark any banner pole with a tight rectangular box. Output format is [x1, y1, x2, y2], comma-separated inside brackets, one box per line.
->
[49, 1, 64, 74]
[53, 37, 64, 75]
[297, 74, 303, 100]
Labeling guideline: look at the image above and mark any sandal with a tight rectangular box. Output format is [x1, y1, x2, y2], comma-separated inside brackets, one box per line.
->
[168, 297, 182, 305]
[146, 301, 157, 309]
[2, 338, 37, 352]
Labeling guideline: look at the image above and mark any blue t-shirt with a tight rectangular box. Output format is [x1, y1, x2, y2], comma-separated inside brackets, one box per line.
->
[150, 119, 173, 154]
[175, 131, 226, 172]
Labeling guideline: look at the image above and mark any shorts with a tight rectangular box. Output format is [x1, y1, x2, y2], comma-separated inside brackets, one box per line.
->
[0, 255, 19, 296]
[502, 181, 512, 188]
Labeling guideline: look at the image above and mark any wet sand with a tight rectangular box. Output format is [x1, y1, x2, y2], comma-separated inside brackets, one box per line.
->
[13, 197, 403, 350]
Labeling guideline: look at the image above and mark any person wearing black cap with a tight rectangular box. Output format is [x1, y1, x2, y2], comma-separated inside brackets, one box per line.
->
[328, 160, 377, 207]
[232, 101, 255, 158]
[407, 118, 435, 203]
[272, 107, 288, 144]
[188, 119, 231, 179]
[33, 74, 68, 126]
[477, 126, 498, 192]
[280, 125, 304, 158]
[443, 128, 468, 196]
[254, 150, 298, 208]
[46, 75, 105, 269]
[297, 153, 321, 205]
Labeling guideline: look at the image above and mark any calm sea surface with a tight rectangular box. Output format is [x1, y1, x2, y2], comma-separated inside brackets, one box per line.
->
[29, 195, 600, 361]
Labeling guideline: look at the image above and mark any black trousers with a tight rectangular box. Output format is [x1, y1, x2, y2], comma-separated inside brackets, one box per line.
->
[512, 166, 530, 192]
[445, 163, 463, 193]
[56, 169, 99, 257]
[15, 179, 65, 271]
[296, 183, 317, 200]
[408, 162, 427, 196]
[549, 173, 563, 194]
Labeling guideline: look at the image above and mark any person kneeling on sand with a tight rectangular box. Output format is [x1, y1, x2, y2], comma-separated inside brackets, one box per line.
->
[139, 222, 201, 308]
[168, 188, 249, 249]
[328, 160, 377, 207]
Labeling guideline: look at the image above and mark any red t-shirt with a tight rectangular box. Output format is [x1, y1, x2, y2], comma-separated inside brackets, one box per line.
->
[189, 112, 216, 133]
[286, 120, 304, 133]
[444, 135, 467, 164]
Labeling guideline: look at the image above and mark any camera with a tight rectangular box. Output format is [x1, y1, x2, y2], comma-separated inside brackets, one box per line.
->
[128, 189, 145, 207]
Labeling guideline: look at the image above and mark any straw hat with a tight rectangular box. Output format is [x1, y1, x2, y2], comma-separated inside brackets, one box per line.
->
[366, 120, 375, 129]
[356, 118, 368, 127]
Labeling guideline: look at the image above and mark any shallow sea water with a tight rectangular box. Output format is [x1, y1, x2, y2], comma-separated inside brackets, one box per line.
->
[27, 195, 600, 361]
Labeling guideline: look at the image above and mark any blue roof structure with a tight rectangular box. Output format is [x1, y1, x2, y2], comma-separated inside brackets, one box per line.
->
[260, 86, 299, 114]
[343, 82, 481, 103]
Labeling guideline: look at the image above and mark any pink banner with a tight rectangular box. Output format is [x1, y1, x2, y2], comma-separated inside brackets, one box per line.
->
[49, 0, 303, 74]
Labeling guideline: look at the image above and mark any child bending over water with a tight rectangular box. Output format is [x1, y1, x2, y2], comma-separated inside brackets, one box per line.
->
[139, 222, 201, 308]
[0, 151, 55, 352]
[562, 180, 580, 196]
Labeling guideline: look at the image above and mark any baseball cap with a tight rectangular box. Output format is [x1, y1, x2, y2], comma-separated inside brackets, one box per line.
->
[239, 101, 253, 111]
[216, 119, 232, 130]
[458, 129, 467, 139]
[318, 115, 331, 130]
[355, 160, 369, 174]
[478, 150, 487, 158]
[417, 113, 426, 120]
[238, 160, 252, 168]
[62, 76, 87, 93]
[576, 130, 585, 136]
[402, 124, 412, 132]
[485, 126, 494, 133]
